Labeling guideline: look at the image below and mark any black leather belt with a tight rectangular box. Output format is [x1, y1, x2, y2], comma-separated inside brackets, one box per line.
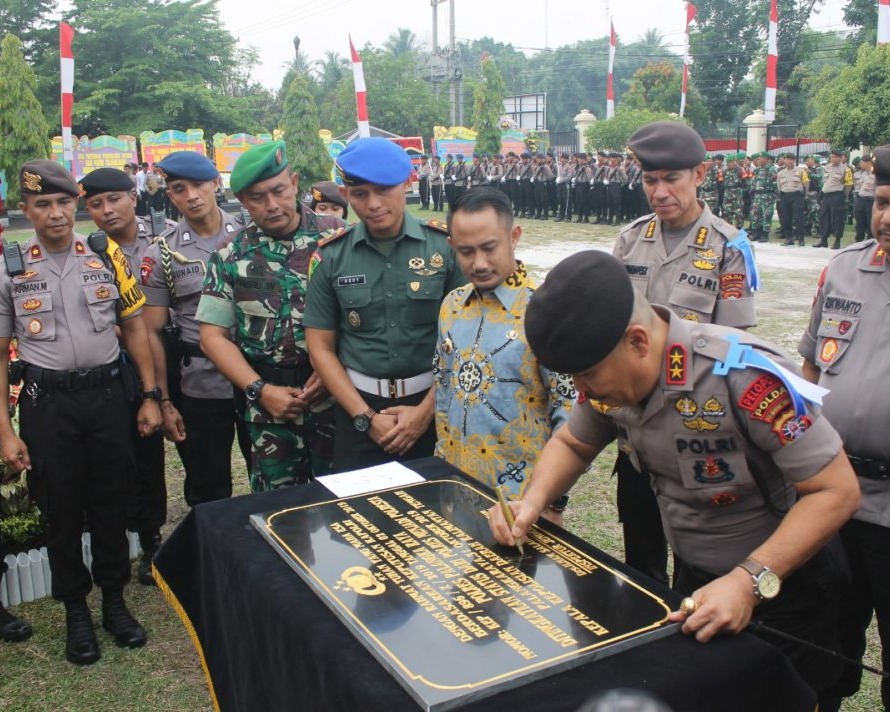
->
[848, 455, 890, 481]
[253, 361, 313, 388]
[181, 341, 205, 359]
[24, 362, 120, 392]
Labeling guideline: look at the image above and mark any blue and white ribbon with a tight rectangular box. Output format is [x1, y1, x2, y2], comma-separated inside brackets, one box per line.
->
[726, 229, 760, 292]
[713, 335, 829, 417]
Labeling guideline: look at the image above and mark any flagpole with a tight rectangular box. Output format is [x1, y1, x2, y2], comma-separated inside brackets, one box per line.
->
[349, 35, 371, 139]
[606, 19, 616, 119]
[764, 0, 778, 121]
[59, 22, 75, 170]
[680, 3, 696, 118]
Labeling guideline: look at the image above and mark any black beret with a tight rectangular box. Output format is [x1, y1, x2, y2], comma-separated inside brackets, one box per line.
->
[20, 160, 81, 198]
[627, 121, 706, 171]
[78, 167, 136, 198]
[520, 152, 531, 159]
[860, 154, 872, 163]
[525, 251, 635, 374]
[310, 181, 347, 209]
[872, 145, 890, 186]
[713, 153, 725, 160]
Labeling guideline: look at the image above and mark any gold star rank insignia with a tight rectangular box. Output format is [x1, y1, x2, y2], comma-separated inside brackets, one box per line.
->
[666, 344, 687, 386]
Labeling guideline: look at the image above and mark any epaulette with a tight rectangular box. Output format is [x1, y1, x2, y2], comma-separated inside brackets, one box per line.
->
[317, 224, 353, 247]
[709, 218, 740, 241]
[152, 224, 177, 244]
[425, 218, 450, 234]
[624, 213, 655, 231]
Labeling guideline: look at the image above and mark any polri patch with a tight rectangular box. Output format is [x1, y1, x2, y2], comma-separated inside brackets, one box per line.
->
[720, 273, 745, 300]
[738, 374, 790, 424]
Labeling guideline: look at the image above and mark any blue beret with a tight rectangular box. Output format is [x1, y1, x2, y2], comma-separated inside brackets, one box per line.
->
[157, 151, 219, 182]
[335, 137, 412, 187]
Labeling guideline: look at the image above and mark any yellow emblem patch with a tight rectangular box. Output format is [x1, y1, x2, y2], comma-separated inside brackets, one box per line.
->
[22, 299, 42, 311]
[675, 396, 698, 417]
[430, 253, 444, 269]
[27, 318, 42, 334]
[683, 416, 720, 432]
[22, 171, 42, 192]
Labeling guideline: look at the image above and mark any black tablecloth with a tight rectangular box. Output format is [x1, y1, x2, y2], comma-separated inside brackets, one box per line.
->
[154, 457, 816, 712]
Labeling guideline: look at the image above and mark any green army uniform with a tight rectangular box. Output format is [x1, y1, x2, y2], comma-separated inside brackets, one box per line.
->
[304, 213, 466, 471]
[722, 158, 745, 228]
[197, 204, 344, 491]
[806, 162, 823, 237]
[749, 156, 777, 242]
[699, 161, 719, 211]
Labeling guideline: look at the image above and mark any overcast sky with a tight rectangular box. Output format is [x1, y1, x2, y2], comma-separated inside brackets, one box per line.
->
[216, 0, 850, 90]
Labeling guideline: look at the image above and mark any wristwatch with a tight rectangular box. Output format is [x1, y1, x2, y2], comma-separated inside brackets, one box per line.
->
[736, 557, 782, 601]
[352, 406, 377, 433]
[141, 387, 162, 402]
[244, 379, 266, 405]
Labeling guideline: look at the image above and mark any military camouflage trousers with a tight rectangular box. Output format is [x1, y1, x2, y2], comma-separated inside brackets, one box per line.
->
[245, 407, 335, 492]
[749, 193, 775, 234]
[722, 190, 745, 227]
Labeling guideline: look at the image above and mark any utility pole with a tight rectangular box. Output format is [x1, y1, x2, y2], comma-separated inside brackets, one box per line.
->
[450, 0, 460, 126]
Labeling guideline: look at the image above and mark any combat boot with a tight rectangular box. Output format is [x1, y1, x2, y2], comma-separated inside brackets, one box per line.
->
[782, 237, 795, 246]
[0, 602, 32, 642]
[102, 589, 147, 648]
[65, 598, 100, 665]
[137, 531, 161, 586]
[832, 238, 841, 250]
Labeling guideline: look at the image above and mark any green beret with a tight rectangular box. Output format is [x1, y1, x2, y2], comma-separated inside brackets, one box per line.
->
[872, 145, 890, 186]
[525, 251, 635, 374]
[230, 140, 288, 194]
[20, 159, 81, 198]
[627, 121, 706, 171]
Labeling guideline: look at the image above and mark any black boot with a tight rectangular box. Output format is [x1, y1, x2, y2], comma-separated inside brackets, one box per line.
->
[137, 531, 161, 586]
[65, 599, 100, 665]
[102, 589, 147, 649]
[0, 602, 32, 642]
[832, 237, 841, 250]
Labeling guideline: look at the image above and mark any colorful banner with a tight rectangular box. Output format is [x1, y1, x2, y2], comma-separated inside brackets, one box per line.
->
[50, 134, 139, 178]
[0, 170, 7, 202]
[212, 132, 274, 173]
[139, 129, 206, 167]
[431, 127, 526, 159]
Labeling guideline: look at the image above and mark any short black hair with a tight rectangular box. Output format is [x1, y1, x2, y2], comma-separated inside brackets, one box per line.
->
[447, 186, 513, 234]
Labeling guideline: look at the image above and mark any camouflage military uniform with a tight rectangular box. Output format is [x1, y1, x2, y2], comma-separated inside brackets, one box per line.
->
[722, 163, 745, 228]
[749, 161, 777, 241]
[196, 206, 342, 491]
[699, 162, 719, 212]
[805, 164, 823, 237]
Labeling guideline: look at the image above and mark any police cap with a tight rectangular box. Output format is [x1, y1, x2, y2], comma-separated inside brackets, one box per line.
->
[230, 140, 288, 194]
[830, 148, 845, 157]
[525, 250, 634, 374]
[872, 145, 890, 186]
[310, 181, 347, 210]
[78, 167, 136, 198]
[335, 137, 412, 187]
[19, 160, 81, 198]
[627, 121, 706, 171]
[157, 151, 219, 182]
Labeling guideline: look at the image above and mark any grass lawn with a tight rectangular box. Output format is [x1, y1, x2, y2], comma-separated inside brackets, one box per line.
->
[0, 206, 881, 711]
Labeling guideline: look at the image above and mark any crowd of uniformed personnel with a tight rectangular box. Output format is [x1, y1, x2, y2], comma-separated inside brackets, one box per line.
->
[0, 124, 886, 712]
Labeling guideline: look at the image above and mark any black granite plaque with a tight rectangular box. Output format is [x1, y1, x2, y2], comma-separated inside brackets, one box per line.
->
[251, 478, 677, 711]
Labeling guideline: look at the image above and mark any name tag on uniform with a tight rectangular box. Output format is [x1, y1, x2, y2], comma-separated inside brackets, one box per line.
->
[337, 275, 366, 286]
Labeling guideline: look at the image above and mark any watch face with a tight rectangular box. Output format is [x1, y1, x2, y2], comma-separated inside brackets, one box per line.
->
[758, 571, 782, 599]
[353, 414, 371, 432]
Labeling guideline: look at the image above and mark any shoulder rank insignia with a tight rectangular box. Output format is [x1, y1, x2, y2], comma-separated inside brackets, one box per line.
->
[870, 246, 885, 266]
[666, 344, 687, 386]
[425, 218, 449, 234]
[317, 225, 352, 248]
[694, 227, 708, 246]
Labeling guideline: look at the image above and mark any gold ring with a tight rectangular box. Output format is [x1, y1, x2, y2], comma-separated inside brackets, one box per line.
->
[680, 597, 698, 616]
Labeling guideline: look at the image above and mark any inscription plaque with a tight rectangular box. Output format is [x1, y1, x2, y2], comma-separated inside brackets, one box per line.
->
[251, 478, 677, 711]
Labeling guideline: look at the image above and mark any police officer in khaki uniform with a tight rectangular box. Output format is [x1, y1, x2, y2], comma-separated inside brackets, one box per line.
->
[490, 250, 859, 705]
[852, 154, 875, 242]
[80, 167, 180, 586]
[817, 149, 854, 249]
[776, 153, 809, 246]
[140, 151, 249, 506]
[612, 121, 759, 586]
[304, 138, 465, 471]
[800, 144, 890, 712]
[0, 160, 163, 665]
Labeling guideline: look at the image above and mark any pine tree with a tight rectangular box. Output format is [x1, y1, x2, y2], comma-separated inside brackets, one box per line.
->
[279, 73, 331, 187]
[472, 56, 507, 157]
[0, 34, 51, 206]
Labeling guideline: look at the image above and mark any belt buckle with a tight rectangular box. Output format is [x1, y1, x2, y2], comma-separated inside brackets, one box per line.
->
[388, 380, 398, 399]
[72, 369, 91, 389]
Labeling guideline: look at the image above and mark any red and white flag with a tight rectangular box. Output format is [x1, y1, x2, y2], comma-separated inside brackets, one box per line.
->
[764, 0, 778, 120]
[60, 22, 75, 168]
[680, 3, 696, 118]
[879, 0, 890, 44]
[349, 35, 370, 138]
[606, 20, 616, 119]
